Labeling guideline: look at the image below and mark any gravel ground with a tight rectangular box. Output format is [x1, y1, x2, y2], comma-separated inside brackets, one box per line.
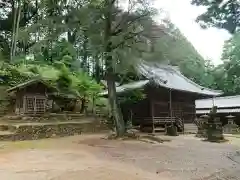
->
[79, 135, 240, 180]
[0, 134, 240, 180]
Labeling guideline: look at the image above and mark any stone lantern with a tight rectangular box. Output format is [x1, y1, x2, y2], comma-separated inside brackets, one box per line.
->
[226, 114, 235, 125]
[207, 106, 224, 141]
[224, 114, 238, 134]
[200, 114, 209, 122]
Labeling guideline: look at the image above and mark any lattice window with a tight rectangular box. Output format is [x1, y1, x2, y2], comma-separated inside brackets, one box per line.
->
[24, 96, 46, 114]
[26, 98, 34, 112]
[36, 99, 45, 113]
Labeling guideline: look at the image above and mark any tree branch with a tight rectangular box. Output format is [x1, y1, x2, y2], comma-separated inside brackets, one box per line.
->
[111, 0, 118, 4]
[112, 30, 144, 49]
[111, 11, 150, 36]
[125, 44, 149, 53]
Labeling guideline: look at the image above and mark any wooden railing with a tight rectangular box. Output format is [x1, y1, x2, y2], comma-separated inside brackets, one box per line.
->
[139, 116, 185, 133]
[194, 118, 201, 128]
[153, 117, 176, 124]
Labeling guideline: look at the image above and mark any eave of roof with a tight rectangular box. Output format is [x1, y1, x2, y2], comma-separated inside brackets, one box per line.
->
[138, 62, 222, 96]
[196, 95, 240, 109]
[196, 108, 240, 114]
[101, 63, 223, 96]
[100, 80, 149, 96]
[7, 78, 55, 92]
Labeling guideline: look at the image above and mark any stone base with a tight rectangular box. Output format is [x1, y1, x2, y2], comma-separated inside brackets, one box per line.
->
[196, 129, 207, 138]
[207, 123, 224, 142]
[166, 126, 178, 136]
[223, 124, 239, 134]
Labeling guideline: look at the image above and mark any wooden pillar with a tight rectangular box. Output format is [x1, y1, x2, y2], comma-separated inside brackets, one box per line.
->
[151, 100, 154, 133]
[23, 95, 26, 115]
[34, 96, 37, 115]
[18, 97, 21, 114]
[169, 89, 173, 124]
[44, 98, 46, 113]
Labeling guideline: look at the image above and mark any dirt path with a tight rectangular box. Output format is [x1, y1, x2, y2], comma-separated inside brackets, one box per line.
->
[0, 149, 164, 180]
[0, 134, 239, 180]
[0, 136, 164, 180]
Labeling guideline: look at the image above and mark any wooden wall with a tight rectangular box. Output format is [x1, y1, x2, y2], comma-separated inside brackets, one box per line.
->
[121, 99, 151, 126]
[146, 86, 197, 123]
[121, 85, 198, 125]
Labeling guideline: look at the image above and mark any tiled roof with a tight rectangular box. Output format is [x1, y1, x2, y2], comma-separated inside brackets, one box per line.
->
[196, 95, 240, 110]
[138, 62, 222, 96]
[196, 108, 240, 114]
[100, 80, 149, 95]
[101, 62, 223, 96]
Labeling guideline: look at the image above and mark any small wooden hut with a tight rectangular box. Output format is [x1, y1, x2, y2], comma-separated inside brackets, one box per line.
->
[7, 79, 56, 115]
[102, 63, 222, 133]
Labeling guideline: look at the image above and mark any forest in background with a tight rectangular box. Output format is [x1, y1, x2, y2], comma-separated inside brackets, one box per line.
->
[0, 0, 239, 136]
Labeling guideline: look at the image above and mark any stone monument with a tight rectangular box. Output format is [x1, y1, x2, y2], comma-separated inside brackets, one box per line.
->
[206, 106, 224, 141]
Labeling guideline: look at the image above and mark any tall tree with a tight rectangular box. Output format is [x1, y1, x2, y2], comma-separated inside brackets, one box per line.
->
[101, 0, 158, 136]
[11, 0, 22, 62]
[191, 0, 240, 33]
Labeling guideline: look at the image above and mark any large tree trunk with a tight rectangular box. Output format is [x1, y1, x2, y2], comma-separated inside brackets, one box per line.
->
[106, 72, 125, 136]
[82, 31, 88, 72]
[104, 0, 125, 137]
[12, 2, 21, 59]
[94, 55, 101, 83]
[10, 0, 17, 62]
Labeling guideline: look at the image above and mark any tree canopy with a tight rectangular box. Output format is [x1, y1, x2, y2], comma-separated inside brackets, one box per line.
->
[192, 0, 240, 33]
[2, 0, 237, 136]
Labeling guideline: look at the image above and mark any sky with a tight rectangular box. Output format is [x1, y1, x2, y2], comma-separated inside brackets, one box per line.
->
[154, 0, 232, 65]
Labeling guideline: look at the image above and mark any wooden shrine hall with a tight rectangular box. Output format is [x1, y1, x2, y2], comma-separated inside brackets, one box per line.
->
[102, 62, 223, 133]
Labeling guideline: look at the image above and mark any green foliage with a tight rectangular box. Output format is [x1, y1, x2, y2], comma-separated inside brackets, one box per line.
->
[0, 0, 216, 91]
[56, 65, 72, 90]
[2, 0, 239, 121]
[211, 32, 240, 95]
[192, 0, 240, 34]
[71, 71, 102, 100]
[119, 89, 146, 104]
[140, 19, 214, 87]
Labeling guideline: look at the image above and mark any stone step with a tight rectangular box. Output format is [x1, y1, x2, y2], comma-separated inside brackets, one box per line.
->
[153, 127, 165, 132]
[0, 125, 17, 132]
[184, 123, 198, 133]
[0, 130, 16, 135]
